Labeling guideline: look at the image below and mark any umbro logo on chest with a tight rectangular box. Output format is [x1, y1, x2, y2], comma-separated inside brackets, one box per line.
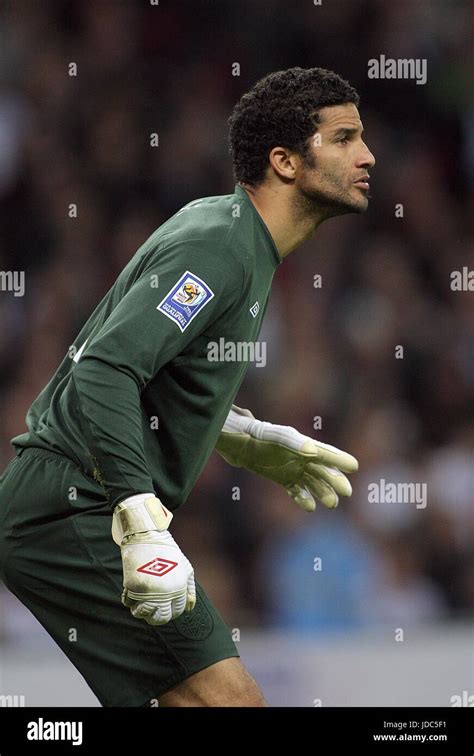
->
[249, 301, 260, 318]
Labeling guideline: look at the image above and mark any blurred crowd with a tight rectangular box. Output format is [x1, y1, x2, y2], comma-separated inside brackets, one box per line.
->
[0, 0, 472, 643]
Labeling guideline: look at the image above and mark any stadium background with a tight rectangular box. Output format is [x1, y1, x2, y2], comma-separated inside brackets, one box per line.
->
[0, 0, 472, 706]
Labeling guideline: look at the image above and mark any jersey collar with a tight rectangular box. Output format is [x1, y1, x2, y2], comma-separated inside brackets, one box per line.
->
[234, 184, 282, 267]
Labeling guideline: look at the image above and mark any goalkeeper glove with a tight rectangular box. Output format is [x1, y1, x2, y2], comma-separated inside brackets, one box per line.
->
[112, 493, 196, 625]
[215, 406, 358, 512]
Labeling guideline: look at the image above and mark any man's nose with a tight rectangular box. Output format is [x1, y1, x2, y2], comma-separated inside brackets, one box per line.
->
[358, 144, 376, 168]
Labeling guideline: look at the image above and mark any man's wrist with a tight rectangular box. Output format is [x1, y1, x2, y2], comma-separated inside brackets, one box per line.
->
[114, 492, 157, 511]
[112, 494, 173, 546]
[221, 405, 257, 435]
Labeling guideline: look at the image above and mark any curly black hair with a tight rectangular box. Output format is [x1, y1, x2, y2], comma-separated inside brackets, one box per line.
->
[228, 67, 359, 186]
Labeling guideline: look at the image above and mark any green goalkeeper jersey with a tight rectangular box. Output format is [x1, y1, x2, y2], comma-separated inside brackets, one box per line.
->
[11, 185, 281, 510]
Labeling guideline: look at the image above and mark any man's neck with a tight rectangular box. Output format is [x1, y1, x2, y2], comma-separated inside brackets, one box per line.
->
[240, 182, 328, 259]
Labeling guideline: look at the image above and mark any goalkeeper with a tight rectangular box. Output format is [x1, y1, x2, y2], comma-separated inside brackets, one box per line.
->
[0, 67, 374, 707]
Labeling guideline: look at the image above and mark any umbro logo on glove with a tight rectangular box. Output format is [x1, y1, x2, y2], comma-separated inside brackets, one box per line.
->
[137, 557, 178, 577]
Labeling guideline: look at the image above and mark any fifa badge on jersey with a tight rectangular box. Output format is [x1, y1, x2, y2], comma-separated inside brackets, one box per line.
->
[157, 271, 214, 332]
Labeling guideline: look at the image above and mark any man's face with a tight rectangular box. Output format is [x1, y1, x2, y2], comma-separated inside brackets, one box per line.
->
[295, 103, 375, 217]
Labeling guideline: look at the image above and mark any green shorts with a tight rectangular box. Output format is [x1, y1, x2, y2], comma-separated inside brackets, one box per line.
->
[0, 447, 239, 706]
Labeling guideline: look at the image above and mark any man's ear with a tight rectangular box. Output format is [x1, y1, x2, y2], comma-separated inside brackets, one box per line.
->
[268, 146, 299, 181]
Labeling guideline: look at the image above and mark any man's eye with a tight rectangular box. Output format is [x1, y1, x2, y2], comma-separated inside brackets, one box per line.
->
[338, 137, 349, 144]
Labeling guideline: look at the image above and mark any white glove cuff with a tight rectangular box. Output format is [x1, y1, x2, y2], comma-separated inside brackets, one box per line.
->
[112, 494, 173, 546]
[221, 405, 255, 434]
[222, 407, 309, 452]
[248, 421, 309, 451]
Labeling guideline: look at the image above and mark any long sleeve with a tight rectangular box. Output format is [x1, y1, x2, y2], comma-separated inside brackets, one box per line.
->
[71, 237, 244, 509]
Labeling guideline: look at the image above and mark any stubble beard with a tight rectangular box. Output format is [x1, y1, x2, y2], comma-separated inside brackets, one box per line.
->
[295, 164, 368, 221]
